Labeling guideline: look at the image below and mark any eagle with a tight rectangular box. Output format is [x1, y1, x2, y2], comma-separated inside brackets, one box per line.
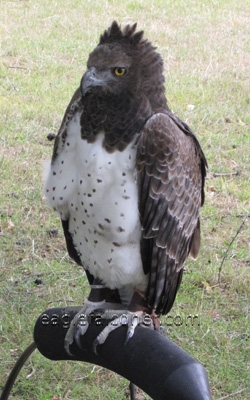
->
[44, 21, 207, 354]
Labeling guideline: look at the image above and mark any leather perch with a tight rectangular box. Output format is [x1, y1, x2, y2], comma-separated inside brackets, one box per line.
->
[34, 306, 212, 400]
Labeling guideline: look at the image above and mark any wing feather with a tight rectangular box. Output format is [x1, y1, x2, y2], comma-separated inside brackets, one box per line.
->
[137, 112, 207, 315]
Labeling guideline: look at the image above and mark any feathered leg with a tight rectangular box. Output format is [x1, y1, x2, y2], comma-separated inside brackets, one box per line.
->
[64, 278, 122, 355]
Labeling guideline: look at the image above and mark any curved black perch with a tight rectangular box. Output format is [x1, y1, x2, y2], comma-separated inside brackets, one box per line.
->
[0, 342, 37, 400]
[34, 306, 212, 400]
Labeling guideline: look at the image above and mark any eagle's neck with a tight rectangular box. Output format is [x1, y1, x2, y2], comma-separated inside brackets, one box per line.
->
[80, 92, 152, 152]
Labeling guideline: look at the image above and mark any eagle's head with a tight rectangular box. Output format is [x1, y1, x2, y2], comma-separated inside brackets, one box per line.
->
[81, 21, 167, 113]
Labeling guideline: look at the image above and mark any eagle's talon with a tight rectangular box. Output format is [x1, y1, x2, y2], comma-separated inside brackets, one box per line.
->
[64, 300, 106, 355]
[125, 329, 134, 345]
[64, 341, 74, 357]
[75, 322, 90, 349]
[64, 315, 80, 355]
[91, 310, 155, 351]
[125, 315, 140, 344]
[64, 327, 77, 357]
[93, 338, 100, 355]
[159, 325, 166, 336]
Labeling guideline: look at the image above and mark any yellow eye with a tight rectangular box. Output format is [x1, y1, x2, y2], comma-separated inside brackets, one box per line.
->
[113, 67, 127, 77]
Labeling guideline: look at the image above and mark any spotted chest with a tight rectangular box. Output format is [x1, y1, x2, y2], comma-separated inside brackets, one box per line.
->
[45, 111, 147, 290]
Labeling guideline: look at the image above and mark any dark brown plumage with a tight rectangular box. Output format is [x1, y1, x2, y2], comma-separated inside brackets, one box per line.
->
[45, 21, 207, 348]
[137, 112, 206, 314]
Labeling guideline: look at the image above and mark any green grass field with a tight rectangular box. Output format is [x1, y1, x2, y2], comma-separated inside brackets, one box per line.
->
[0, 0, 249, 399]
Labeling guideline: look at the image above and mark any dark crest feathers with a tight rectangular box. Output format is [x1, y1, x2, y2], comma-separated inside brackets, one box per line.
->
[99, 20, 144, 47]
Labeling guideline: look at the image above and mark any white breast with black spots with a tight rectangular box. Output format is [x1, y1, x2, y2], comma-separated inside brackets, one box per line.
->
[45, 111, 147, 291]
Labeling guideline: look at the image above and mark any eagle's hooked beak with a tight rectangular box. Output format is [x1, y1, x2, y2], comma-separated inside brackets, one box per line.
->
[80, 67, 107, 96]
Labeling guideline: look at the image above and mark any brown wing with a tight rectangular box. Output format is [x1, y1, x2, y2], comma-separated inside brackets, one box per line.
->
[51, 87, 82, 163]
[137, 112, 207, 315]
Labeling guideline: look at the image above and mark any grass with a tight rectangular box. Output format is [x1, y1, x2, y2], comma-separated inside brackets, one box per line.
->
[0, 0, 249, 399]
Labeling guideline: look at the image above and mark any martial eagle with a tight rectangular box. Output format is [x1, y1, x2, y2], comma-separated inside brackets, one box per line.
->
[44, 21, 207, 353]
